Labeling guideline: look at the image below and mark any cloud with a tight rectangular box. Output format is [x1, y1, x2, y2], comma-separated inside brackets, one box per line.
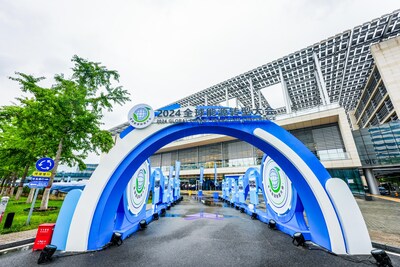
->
[1, 0, 399, 132]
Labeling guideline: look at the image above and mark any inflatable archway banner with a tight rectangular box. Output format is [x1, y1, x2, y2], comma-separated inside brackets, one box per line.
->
[245, 167, 260, 206]
[151, 168, 164, 207]
[259, 156, 303, 223]
[53, 104, 372, 255]
[113, 160, 151, 239]
[257, 156, 308, 236]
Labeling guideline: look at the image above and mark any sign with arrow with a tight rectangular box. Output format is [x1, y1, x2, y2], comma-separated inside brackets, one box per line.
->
[29, 177, 50, 188]
[35, 157, 55, 172]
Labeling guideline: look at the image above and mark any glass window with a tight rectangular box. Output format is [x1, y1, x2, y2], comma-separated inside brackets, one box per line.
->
[150, 154, 161, 168]
[178, 148, 198, 169]
[353, 120, 400, 166]
[290, 123, 346, 160]
[199, 143, 222, 168]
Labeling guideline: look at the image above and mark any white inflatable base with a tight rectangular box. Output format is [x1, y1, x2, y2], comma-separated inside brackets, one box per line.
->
[325, 178, 372, 254]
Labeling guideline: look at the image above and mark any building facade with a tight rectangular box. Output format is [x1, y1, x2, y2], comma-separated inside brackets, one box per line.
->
[350, 36, 400, 195]
[55, 164, 98, 182]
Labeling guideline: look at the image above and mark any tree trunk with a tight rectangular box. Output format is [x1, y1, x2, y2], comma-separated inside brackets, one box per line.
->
[2, 177, 10, 196]
[26, 188, 35, 203]
[15, 187, 24, 200]
[8, 174, 17, 197]
[0, 178, 6, 195]
[40, 188, 51, 210]
[40, 139, 63, 210]
[9, 186, 15, 197]
[15, 165, 30, 200]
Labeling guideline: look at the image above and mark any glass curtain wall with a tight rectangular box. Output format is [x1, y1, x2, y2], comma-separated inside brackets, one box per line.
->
[150, 123, 347, 169]
[353, 120, 400, 166]
[199, 144, 222, 168]
[290, 123, 347, 161]
[327, 168, 364, 195]
[222, 141, 255, 168]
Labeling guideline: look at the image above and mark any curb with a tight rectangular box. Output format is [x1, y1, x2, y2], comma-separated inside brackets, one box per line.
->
[372, 242, 400, 254]
[0, 242, 34, 256]
[0, 238, 35, 251]
[1, 239, 399, 256]
[0, 238, 35, 255]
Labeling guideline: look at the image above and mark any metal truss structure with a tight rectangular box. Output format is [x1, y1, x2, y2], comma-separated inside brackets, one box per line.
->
[110, 10, 400, 135]
[175, 10, 400, 112]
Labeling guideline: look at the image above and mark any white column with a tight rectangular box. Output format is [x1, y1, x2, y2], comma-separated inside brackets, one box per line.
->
[225, 88, 229, 107]
[364, 168, 379, 195]
[258, 90, 262, 108]
[315, 70, 327, 105]
[313, 53, 331, 105]
[279, 67, 292, 114]
[338, 29, 353, 105]
[204, 94, 208, 106]
[248, 78, 256, 109]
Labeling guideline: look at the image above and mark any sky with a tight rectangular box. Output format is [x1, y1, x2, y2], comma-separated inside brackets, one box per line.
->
[1, 0, 399, 165]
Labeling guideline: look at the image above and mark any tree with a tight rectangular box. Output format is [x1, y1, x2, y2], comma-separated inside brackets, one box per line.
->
[0, 104, 47, 200]
[6, 56, 130, 209]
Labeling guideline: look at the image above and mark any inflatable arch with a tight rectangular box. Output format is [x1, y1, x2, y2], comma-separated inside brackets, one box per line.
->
[150, 168, 165, 207]
[57, 119, 371, 255]
[113, 160, 151, 239]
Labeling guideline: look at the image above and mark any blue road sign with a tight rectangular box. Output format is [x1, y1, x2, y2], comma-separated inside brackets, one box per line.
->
[29, 177, 50, 188]
[36, 157, 55, 172]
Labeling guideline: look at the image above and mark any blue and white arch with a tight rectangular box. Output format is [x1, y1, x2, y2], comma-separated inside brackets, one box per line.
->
[54, 105, 371, 255]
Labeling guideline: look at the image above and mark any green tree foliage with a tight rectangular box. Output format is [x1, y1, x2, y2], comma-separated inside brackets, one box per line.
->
[1, 56, 130, 208]
[0, 104, 43, 198]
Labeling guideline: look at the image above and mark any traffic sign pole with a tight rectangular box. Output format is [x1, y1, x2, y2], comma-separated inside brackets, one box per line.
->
[26, 188, 39, 225]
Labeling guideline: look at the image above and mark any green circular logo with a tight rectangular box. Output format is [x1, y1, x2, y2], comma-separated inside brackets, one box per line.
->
[133, 107, 151, 123]
[135, 169, 146, 194]
[128, 104, 155, 129]
[126, 161, 150, 215]
[269, 167, 281, 193]
[262, 157, 293, 215]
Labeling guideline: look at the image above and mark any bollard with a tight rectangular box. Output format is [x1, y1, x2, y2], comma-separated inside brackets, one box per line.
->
[364, 194, 373, 201]
[3, 212, 15, 229]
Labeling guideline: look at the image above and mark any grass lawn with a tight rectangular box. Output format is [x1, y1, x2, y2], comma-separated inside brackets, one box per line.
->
[0, 196, 63, 235]
[0, 192, 154, 235]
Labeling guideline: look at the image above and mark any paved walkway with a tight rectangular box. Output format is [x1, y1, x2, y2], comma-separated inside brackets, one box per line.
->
[0, 194, 399, 250]
[0, 229, 36, 248]
[2, 197, 398, 266]
[356, 196, 400, 248]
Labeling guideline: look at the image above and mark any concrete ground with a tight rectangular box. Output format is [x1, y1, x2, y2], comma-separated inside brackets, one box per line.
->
[0, 196, 398, 267]
[356, 196, 400, 248]
[0, 229, 36, 249]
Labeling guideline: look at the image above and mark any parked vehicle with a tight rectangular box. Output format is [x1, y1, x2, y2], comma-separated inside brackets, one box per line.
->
[378, 186, 390, 195]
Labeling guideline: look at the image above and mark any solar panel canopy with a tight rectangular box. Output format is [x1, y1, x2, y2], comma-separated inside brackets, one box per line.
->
[174, 9, 400, 112]
[110, 10, 400, 135]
